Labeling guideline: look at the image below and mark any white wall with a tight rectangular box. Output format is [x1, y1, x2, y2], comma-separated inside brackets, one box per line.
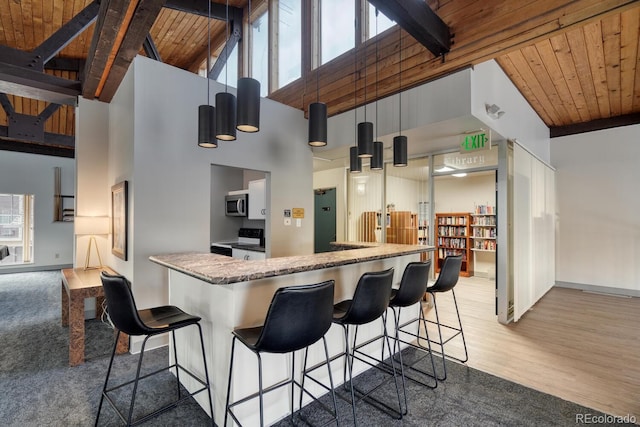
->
[552, 125, 640, 294]
[471, 60, 550, 163]
[75, 98, 110, 269]
[0, 151, 74, 272]
[327, 69, 473, 150]
[106, 64, 136, 282]
[434, 173, 495, 213]
[386, 175, 423, 212]
[102, 56, 312, 315]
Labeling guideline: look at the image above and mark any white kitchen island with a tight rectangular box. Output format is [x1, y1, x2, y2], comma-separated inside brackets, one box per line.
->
[150, 243, 433, 426]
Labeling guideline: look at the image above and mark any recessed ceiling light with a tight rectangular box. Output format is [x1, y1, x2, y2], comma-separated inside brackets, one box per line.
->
[435, 166, 453, 172]
[452, 173, 467, 178]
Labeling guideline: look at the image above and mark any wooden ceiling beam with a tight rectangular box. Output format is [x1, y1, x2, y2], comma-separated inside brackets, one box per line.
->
[0, 139, 74, 158]
[143, 35, 163, 61]
[210, 7, 243, 80]
[82, 0, 130, 100]
[0, 125, 75, 158]
[98, 0, 168, 102]
[0, 59, 80, 106]
[367, 0, 450, 57]
[31, 1, 100, 66]
[0, 93, 15, 116]
[550, 112, 640, 137]
[83, 0, 168, 101]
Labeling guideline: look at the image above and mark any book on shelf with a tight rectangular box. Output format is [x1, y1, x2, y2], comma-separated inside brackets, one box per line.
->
[473, 228, 496, 238]
[472, 216, 496, 226]
[474, 204, 495, 215]
[473, 240, 496, 250]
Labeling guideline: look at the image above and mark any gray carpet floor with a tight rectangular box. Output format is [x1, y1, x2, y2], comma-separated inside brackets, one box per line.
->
[0, 271, 625, 426]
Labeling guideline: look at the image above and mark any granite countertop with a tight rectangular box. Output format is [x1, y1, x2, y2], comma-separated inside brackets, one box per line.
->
[150, 243, 434, 285]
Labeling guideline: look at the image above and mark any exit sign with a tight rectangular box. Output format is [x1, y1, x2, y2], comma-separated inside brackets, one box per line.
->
[460, 130, 491, 153]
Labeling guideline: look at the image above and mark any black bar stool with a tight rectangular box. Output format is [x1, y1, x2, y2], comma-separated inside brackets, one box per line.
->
[224, 280, 338, 427]
[420, 255, 467, 380]
[96, 272, 213, 427]
[330, 268, 404, 425]
[351, 261, 436, 417]
[385, 260, 437, 392]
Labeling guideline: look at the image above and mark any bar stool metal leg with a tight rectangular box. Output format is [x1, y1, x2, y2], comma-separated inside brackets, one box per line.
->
[421, 290, 468, 381]
[224, 336, 238, 427]
[95, 330, 121, 427]
[298, 336, 340, 426]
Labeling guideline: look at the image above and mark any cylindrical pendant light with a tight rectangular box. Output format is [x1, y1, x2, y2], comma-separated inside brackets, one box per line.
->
[216, 0, 236, 141]
[394, 26, 408, 167]
[198, 0, 216, 148]
[198, 105, 217, 148]
[393, 135, 408, 167]
[237, 0, 260, 133]
[357, 122, 373, 158]
[237, 77, 260, 132]
[371, 140, 383, 170]
[350, 146, 362, 173]
[308, 102, 327, 146]
[216, 91, 237, 141]
[308, 8, 327, 147]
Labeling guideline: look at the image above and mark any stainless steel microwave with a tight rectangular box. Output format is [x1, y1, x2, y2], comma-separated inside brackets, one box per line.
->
[225, 194, 247, 216]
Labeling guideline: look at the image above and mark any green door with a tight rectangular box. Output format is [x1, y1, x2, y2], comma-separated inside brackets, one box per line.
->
[314, 188, 337, 253]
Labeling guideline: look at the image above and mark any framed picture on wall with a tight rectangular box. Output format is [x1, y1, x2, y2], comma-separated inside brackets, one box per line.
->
[111, 181, 128, 260]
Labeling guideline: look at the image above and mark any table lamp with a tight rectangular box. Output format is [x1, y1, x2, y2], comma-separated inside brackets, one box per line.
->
[75, 216, 110, 270]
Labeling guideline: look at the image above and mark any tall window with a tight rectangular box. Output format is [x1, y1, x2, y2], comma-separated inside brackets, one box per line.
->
[366, 4, 395, 39]
[252, 10, 269, 97]
[0, 194, 34, 265]
[320, 0, 355, 64]
[215, 44, 238, 87]
[277, 0, 302, 88]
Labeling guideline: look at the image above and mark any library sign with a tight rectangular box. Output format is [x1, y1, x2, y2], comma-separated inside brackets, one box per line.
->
[460, 130, 491, 153]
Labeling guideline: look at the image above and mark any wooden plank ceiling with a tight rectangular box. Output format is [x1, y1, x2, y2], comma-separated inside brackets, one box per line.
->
[0, 0, 638, 157]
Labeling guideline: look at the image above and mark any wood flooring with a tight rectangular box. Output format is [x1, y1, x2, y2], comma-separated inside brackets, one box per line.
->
[422, 276, 640, 420]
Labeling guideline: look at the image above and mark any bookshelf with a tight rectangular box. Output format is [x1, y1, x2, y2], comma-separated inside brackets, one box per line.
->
[471, 212, 496, 252]
[435, 212, 472, 277]
[386, 211, 418, 244]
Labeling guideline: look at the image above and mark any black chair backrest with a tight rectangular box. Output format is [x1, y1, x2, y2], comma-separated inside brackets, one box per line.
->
[100, 272, 151, 336]
[429, 255, 463, 293]
[392, 261, 432, 307]
[255, 280, 335, 354]
[340, 268, 394, 326]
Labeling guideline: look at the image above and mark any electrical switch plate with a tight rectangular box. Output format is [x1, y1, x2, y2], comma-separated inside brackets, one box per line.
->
[284, 218, 291, 226]
[296, 219, 302, 227]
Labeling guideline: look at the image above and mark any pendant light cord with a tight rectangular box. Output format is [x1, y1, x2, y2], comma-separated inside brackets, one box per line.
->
[312, 1, 322, 102]
[225, 0, 229, 93]
[398, 26, 402, 136]
[354, 18, 357, 147]
[316, 17, 320, 103]
[248, 0, 251, 79]
[363, 29, 367, 121]
[375, 8, 378, 138]
[206, 0, 211, 105]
